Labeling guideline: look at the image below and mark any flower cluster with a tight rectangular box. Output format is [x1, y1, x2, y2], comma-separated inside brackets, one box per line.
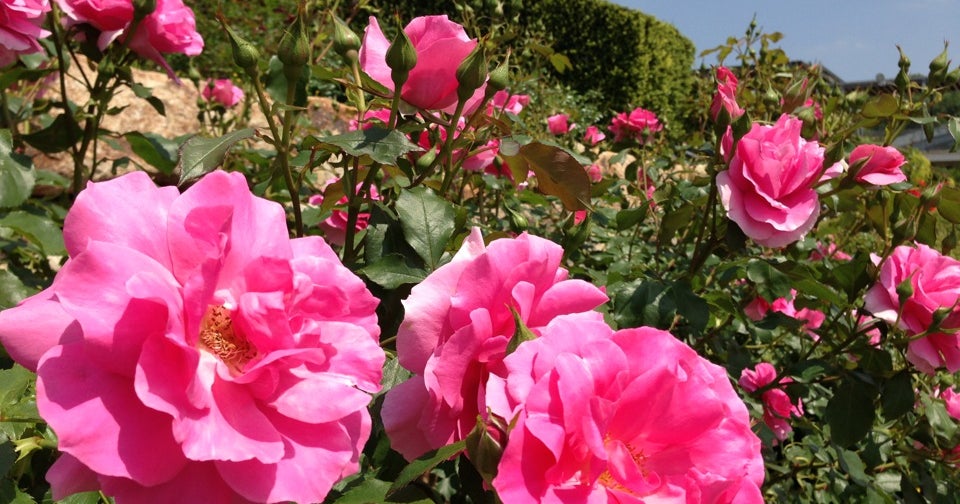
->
[0, 0, 50, 67]
[739, 363, 805, 442]
[0, 172, 384, 503]
[609, 106, 662, 143]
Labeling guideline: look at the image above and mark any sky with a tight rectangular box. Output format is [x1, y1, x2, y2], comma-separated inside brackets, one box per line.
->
[610, 0, 960, 83]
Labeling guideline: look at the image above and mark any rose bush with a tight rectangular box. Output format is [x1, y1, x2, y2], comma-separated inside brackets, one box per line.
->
[487, 315, 765, 503]
[0, 171, 384, 503]
[381, 229, 608, 460]
[717, 114, 842, 248]
[864, 243, 960, 373]
[0, 0, 50, 67]
[359, 14, 479, 112]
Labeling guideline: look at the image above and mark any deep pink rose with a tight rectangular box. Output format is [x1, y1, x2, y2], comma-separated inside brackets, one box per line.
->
[547, 113, 574, 135]
[487, 89, 529, 116]
[609, 106, 662, 143]
[739, 363, 804, 442]
[307, 178, 381, 247]
[717, 114, 842, 248]
[850, 144, 907, 186]
[57, 0, 203, 78]
[0, 0, 50, 67]
[583, 125, 606, 146]
[710, 66, 744, 121]
[864, 243, 960, 373]
[487, 316, 764, 503]
[360, 15, 480, 112]
[381, 229, 609, 460]
[0, 171, 384, 503]
[201, 79, 244, 108]
[745, 289, 825, 339]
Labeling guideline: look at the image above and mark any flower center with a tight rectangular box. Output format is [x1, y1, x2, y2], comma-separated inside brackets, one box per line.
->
[199, 305, 255, 371]
[597, 440, 649, 494]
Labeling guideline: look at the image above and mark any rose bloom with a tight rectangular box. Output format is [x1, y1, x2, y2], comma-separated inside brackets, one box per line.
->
[547, 113, 574, 135]
[609, 107, 662, 143]
[57, 0, 203, 78]
[360, 15, 481, 112]
[710, 66, 744, 121]
[744, 289, 825, 340]
[739, 363, 804, 442]
[0, 0, 51, 67]
[381, 229, 608, 460]
[849, 144, 907, 186]
[0, 171, 384, 503]
[717, 114, 843, 248]
[201, 79, 244, 108]
[487, 89, 530, 116]
[809, 241, 852, 261]
[487, 316, 764, 503]
[307, 178, 381, 247]
[864, 243, 960, 373]
[585, 163, 603, 183]
[942, 387, 960, 420]
[583, 125, 606, 146]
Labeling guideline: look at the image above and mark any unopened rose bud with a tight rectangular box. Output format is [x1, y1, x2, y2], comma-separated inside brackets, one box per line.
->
[132, 0, 157, 20]
[486, 55, 510, 92]
[278, 6, 310, 82]
[896, 276, 914, 306]
[456, 44, 487, 103]
[415, 147, 437, 173]
[219, 18, 261, 77]
[332, 16, 361, 61]
[386, 28, 417, 89]
[897, 46, 911, 72]
[928, 46, 949, 87]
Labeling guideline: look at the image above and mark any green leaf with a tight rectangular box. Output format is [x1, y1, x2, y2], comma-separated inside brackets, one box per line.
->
[0, 211, 66, 256]
[0, 130, 35, 208]
[130, 83, 166, 116]
[388, 439, 467, 496]
[177, 128, 256, 185]
[861, 94, 899, 118]
[395, 187, 455, 270]
[825, 379, 877, 447]
[314, 127, 422, 166]
[379, 357, 412, 396]
[746, 260, 793, 300]
[125, 132, 178, 174]
[838, 449, 870, 486]
[0, 270, 30, 309]
[519, 142, 591, 211]
[506, 306, 537, 354]
[615, 206, 648, 230]
[937, 186, 960, 224]
[55, 491, 104, 504]
[332, 477, 392, 504]
[657, 203, 695, 247]
[359, 254, 428, 289]
[948, 117, 960, 152]
[881, 372, 914, 421]
[21, 114, 83, 154]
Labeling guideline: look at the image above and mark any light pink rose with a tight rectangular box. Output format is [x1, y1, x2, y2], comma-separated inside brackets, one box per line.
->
[360, 15, 480, 112]
[710, 66, 744, 121]
[381, 229, 609, 460]
[57, 0, 203, 79]
[739, 363, 804, 442]
[717, 114, 842, 248]
[546, 113, 574, 135]
[850, 144, 907, 186]
[583, 125, 606, 146]
[744, 289, 824, 339]
[201, 79, 244, 108]
[487, 316, 764, 503]
[0, 171, 384, 503]
[0, 0, 51, 67]
[609, 106, 662, 143]
[487, 89, 529, 116]
[307, 178, 381, 247]
[864, 243, 960, 373]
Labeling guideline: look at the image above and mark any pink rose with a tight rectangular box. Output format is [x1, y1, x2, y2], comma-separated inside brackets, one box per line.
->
[381, 229, 608, 460]
[488, 316, 764, 503]
[739, 363, 804, 442]
[583, 124, 606, 146]
[487, 89, 529, 116]
[308, 178, 381, 247]
[717, 114, 843, 248]
[360, 15, 480, 112]
[201, 79, 244, 108]
[0, 0, 51, 67]
[710, 66, 744, 121]
[585, 163, 602, 183]
[864, 243, 960, 373]
[942, 387, 960, 420]
[744, 289, 824, 339]
[546, 113, 574, 135]
[809, 241, 852, 261]
[850, 144, 907, 186]
[57, 0, 203, 79]
[0, 171, 384, 503]
[609, 106, 662, 143]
